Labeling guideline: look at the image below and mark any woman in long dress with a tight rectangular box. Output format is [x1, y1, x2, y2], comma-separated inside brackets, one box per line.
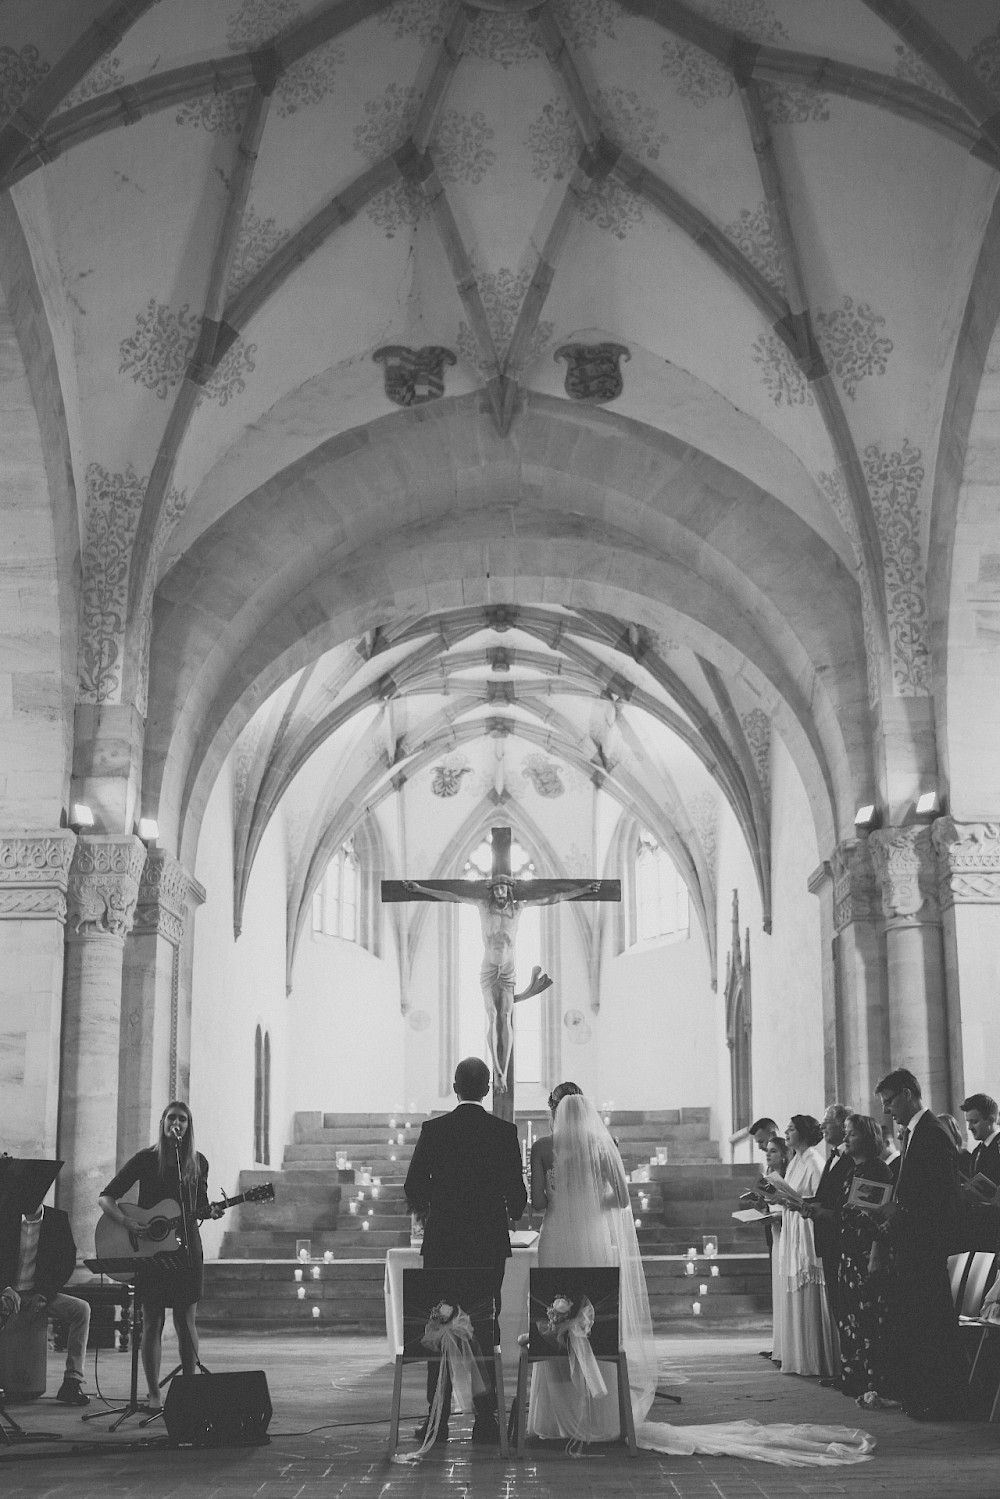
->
[835, 1114, 891, 1397]
[526, 1092, 874, 1466]
[772, 1115, 839, 1378]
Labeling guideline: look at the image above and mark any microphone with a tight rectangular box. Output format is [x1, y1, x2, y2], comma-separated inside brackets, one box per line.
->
[170, 1120, 185, 1138]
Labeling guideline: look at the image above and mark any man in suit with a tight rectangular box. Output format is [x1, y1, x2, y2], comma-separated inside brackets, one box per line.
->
[873, 1068, 967, 1420]
[962, 1093, 1000, 1186]
[404, 1056, 527, 1445]
[0, 1196, 91, 1404]
[749, 1117, 779, 1254]
[802, 1104, 853, 1332]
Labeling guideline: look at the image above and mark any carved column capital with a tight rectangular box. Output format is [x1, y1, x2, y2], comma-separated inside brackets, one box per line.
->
[829, 838, 878, 932]
[66, 834, 146, 939]
[869, 825, 940, 927]
[132, 848, 206, 946]
[0, 830, 76, 921]
[931, 817, 1000, 908]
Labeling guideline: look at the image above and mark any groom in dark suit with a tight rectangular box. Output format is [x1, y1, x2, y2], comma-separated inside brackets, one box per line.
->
[404, 1056, 528, 1444]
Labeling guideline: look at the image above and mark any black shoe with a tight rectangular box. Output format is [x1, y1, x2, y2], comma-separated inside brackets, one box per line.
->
[471, 1416, 500, 1445]
[413, 1419, 449, 1444]
[903, 1403, 968, 1422]
[819, 1376, 837, 1388]
[55, 1379, 90, 1406]
[758, 1350, 772, 1359]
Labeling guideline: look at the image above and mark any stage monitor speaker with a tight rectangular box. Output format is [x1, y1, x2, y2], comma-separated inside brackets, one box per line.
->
[163, 1370, 272, 1447]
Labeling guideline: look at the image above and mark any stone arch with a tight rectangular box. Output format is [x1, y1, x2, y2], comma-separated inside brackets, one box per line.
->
[144, 404, 873, 883]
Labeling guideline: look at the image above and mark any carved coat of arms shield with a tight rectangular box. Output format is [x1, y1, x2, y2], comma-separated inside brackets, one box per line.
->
[373, 345, 457, 406]
[554, 342, 630, 403]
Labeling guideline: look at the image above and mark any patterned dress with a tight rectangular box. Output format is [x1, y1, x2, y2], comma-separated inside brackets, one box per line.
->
[836, 1158, 891, 1394]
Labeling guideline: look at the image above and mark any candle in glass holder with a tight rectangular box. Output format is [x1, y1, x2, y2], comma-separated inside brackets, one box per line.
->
[311, 1265, 321, 1280]
[349, 1201, 358, 1215]
[312, 1306, 320, 1319]
[389, 1117, 397, 1129]
[703, 1235, 718, 1257]
[361, 1220, 370, 1232]
[372, 1186, 380, 1199]
[324, 1250, 333, 1263]
[294, 1268, 303, 1282]
[368, 1208, 374, 1217]
[699, 1283, 708, 1295]
[684, 1262, 694, 1276]
[634, 1217, 642, 1228]
[711, 1265, 720, 1277]
[692, 1301, 701, 1316]
[397, 1132, 405, 1145]
[687, 1246, 697, 1259]
[296, 1240, 311, 1262]
[405, 1121, 411, 1129]
[297, 1286, 306, 1300]
[390, 1153, 397, 1161]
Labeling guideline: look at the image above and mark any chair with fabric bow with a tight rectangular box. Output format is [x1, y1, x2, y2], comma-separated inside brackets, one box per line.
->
[512, 1266, 637, 1458]
[386, 1267, 508, 1460]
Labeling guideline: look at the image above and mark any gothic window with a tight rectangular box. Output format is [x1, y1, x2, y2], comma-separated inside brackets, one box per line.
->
[311, 841, 361, 943]
[634, 834, 689, 944]
[254, 1025, 271, 1166]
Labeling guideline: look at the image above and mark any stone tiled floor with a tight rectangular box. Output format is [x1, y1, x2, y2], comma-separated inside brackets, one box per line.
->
[1, 1331, 998, 1496]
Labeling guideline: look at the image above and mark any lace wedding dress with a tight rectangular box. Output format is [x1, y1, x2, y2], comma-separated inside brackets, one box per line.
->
[525, 1095, 875, 1468]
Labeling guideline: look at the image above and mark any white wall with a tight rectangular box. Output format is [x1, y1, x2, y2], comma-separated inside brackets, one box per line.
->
[715, 732, 825, 1160]
[190, 758, 291, 1256]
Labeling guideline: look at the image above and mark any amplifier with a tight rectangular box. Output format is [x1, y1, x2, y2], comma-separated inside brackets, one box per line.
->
[163, 1370, 272, 1446]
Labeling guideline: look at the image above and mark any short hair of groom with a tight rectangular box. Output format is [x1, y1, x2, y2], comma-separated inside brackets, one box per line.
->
[454, 1056, 491, 1100]
[749, 1117, 778, 1136]
[876, 1067, 921, 1099]
[961, 1092, 998, 1120]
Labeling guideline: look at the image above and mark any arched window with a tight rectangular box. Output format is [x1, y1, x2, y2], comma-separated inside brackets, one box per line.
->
[254, 1025, 271, 1166]
[311, 840, 361, 943]
[634, 834, 689, 944]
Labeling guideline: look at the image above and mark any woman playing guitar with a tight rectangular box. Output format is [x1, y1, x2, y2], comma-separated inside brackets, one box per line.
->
[99, 1101, 222, 1413]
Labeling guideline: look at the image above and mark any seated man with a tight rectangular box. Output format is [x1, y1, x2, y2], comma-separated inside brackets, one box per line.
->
[0, 1196, 91, 1404]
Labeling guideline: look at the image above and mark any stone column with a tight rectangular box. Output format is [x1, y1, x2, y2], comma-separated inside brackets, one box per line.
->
[827, 839, 889, 1111]
[60, 833, 146, 1251]
[869, 826, 950, 1109]
[0, 830, 76, 1155]
[120, 850, 206, 1162]
[931, 818, 1000, 1107]
[806, 861, 838, 1103]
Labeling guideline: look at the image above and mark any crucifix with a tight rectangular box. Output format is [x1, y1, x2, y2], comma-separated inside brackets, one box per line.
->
[382, 827, 620, 1122]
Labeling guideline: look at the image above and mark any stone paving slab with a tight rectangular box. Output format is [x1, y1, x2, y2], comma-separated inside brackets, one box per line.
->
[0, 1331, 998, 1496]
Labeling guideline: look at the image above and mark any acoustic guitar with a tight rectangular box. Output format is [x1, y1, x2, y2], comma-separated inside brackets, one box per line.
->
[93, 1183, 275, 1280]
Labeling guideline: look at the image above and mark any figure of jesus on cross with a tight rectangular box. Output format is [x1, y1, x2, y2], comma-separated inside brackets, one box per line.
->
[382, 828, 620, 1111]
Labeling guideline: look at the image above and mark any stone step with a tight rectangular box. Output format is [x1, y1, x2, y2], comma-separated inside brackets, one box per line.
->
[198, 1254, 770, 1332]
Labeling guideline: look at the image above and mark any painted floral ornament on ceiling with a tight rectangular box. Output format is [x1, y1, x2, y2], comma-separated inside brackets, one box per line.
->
[227, 205, 291, 300]
[119, 300, 257, 406]
[64, 54, 124, 109]
[0, 44, 49, 122]
[226, 0, 344, 117]
[752, 297, 893, 407]
[456, 267, 554, 375]
[354, 84, 496, 237]
[723, 202, 785, 293]
[527, 89, 667, 240]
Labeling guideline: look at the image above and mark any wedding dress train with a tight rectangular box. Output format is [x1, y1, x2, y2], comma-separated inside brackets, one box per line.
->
[525, 1095, 874, 1467]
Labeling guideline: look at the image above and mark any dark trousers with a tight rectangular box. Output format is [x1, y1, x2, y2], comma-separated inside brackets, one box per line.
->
[884, 1246, 966, 1411]
[425, 1263, 505, 1416]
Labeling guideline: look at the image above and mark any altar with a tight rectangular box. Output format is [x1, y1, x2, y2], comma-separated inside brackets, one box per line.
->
[384, 1244, 539, 1356]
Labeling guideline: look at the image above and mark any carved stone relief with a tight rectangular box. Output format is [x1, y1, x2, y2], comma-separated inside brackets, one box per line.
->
[932, 818, 1000, 908]
[0, 832, 76, 922]
[830, 839, 877, 933]
[869, 826, 939, 927]
[66, 836, 147, 939]
[132, 849, 205, 946]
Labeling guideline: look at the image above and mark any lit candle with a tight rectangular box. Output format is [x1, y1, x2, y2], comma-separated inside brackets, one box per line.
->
[297, 1286, 306, 1300]
[361, 1221, 370, 1232]
[311, 1265, 321, 1280]
[397, 1132, 405, 1145]
[685, 1262, 694, 1276]
[367, 1208, 374, 1217]
[703, 1236, 718, 1257]
[390, 1153, 397, 1162]
[372, 1186, 380, 1199]
[687, 1247, 697, 1259]
[711, 1265, 720, 1277]
[349, 1201, 358, 1215]
[635, 1217, 642, 1228]
[405, 1121, 411, 1129]
[312, 1306, 320, 1319]
[294, 1268, 303, 1282]
[357, 1190, 365, 1201]
[298, 1247, 310, 1262]
[324, 1250, 333, 1263]
[692, 1302, 701, 1316]
[699, 1284, 708, 1295]
[390, 1117, 396, 1129]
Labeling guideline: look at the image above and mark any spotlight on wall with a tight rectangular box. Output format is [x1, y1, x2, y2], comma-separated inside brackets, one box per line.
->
[853, 804, 879, 831]
[137, 817, 160, 844]
[69, 803, 95, 832]
[915, 791, 941, 819]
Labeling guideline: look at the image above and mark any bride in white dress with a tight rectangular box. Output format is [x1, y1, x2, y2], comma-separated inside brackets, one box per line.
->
[525, 1089, 876, 1468]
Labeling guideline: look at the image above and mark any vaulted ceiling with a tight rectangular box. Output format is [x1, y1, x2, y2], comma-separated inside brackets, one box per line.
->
[4, 0, 999, 940]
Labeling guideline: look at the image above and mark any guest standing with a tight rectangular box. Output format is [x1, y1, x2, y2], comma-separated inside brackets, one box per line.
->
[763, 1135, 789, 1367]
[772, 1115, 838, 1378]
[962, 1093, 1000, 1185]
[804, 1104, 853, 1327]
[99, 1100, 220, 1413]
[834, 1115, 891, 1398]
[873, 1069, 967, 1420]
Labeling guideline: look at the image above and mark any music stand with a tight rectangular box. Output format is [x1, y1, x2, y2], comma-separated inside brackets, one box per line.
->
[0, 1157, 64, 1445]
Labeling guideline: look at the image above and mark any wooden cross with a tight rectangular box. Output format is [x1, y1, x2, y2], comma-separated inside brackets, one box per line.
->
[382, 827, 620, 1122]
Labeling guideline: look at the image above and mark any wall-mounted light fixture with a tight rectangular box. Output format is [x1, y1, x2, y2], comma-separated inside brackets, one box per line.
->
[137, 817, 160, 844]
[69, 803, 95, 832]
[854, 804, 879, 831]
